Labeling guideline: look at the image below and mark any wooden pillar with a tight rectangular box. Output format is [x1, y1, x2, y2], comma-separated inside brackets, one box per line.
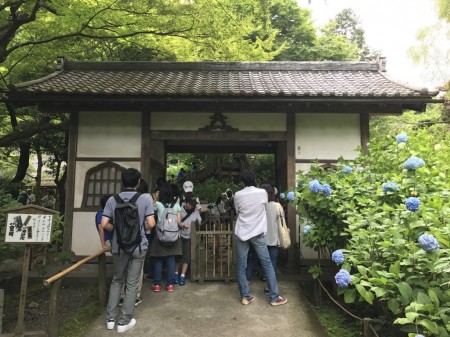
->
[0, 288, 3, 334]
[63, 112, 79, 251]
[98, 253, 107, 306]
[15, 245, 32, 336]
[286, 111, 298, 269]
[141, 112, 151, 185]
[47, 280, 61, 337]
[360, 113, 369, 155]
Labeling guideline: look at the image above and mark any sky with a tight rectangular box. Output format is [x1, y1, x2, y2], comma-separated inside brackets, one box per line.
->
[297, 0, 449, 89]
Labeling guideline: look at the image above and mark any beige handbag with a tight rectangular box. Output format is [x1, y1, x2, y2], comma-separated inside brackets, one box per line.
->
[277, 203, 291, 249]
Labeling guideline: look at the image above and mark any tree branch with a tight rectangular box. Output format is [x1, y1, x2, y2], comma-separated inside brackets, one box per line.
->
[0, 117, 66, 147]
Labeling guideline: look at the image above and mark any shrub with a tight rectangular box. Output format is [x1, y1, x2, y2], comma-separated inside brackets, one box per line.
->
[296, 127, 450, 336]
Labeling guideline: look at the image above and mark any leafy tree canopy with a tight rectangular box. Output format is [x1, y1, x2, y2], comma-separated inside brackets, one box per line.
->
[0, 0, 367, 186]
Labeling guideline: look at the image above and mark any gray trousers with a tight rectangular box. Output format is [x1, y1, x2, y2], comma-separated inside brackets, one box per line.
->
[106, 249, 146, 325]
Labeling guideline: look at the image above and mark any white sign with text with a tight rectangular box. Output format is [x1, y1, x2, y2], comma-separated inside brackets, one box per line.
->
[5, 214, 53, 243]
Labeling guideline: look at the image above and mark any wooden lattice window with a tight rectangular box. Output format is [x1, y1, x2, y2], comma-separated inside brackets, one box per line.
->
[83, 162, 124, 208]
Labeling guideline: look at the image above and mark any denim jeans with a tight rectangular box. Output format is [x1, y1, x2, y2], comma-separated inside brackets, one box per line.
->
[236, 234, 279, 302]
[153, 256, 176, 285]
[246, 245, 279, 281]
[106, 249, 146, 325]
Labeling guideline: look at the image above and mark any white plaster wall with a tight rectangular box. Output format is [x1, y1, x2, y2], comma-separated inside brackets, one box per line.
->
[77, 111, 141, 157]
[73, 161, 141, 208]
[72, 212, 112, 256]
[296, 163, 313, 174]
[151, 112, 286, 131]
[296, 113, 360, 160]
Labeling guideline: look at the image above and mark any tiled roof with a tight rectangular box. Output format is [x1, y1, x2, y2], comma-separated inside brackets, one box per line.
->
[11, 58, 436, 98]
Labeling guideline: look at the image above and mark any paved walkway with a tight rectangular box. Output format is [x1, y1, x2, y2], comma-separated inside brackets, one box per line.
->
[83, 276, 328, 337]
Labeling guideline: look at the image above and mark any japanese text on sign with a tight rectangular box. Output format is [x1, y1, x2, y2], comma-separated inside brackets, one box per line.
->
[5, 214, 53, 243]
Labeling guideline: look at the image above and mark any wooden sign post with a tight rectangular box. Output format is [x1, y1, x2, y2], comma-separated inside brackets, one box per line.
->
[2, 205, 58, 337]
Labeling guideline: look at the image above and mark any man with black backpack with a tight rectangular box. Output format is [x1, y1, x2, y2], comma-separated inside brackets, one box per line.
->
[101, 168, 155, 334]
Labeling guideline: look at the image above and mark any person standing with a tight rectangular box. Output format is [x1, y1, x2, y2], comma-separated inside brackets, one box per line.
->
[17, 191, 28, 205]
[180, 181, 202, 212]
[150, 182, 182, 292]
[234, 170, 287, 306]
[26, 189, 35, 204]
[246, 184, 281, 294]
[41, 190, 56, 209]
[176, 195, 202, 285]
[101, 168, 155, 333]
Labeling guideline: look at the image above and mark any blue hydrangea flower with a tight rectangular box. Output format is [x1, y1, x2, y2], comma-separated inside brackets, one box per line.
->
[343, 166, 353, 174]
[418, 233, 439, 252]
[331, 250, 344, 264]
[309, 179, 322, 193]
[287, 191, 295, 201]
[396, 133, 408, 144]
[415, 335, 425, 337]
[335, 269, 351, 288]
[405, 197, 420, 212]
[403, 156, 425, 170]
[279, 192, 285, 200]
[382, 182, 399, 193]
[303, 225, 311, 234]
[320, 184, 332, 196]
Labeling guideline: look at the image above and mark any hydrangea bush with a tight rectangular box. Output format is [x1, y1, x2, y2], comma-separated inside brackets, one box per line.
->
[295, 128, 450, 337]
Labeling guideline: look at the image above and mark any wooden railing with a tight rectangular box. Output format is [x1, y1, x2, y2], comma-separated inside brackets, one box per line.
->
[42, 250, 108, 337]
[191, 214, 236, 282]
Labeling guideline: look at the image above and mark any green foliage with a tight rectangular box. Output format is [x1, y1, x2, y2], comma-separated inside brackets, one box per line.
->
[193, 177, 240, 203]
[296, 114, 450, 336]
[312, 22, 360, 61]
[331, 8, 380, 61]
[58, 286, 104, 337]
[270, 0, 317, 61]
[313, 304, 361, 337]
[0, 188, 25, 260]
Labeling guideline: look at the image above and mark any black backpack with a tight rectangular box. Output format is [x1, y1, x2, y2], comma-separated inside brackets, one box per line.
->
[113, 193, 142, 254]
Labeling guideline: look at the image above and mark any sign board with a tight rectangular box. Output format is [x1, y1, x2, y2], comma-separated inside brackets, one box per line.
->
[5, 213, 53, 244]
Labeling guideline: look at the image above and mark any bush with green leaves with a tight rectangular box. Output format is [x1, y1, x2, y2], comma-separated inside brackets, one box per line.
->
[296, 126, 450, 337]
[0, 188, 25, 260]
[193, 177, 241, 203]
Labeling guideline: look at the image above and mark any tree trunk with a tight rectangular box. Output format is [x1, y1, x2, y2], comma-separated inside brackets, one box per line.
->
[11, 142, 31, 183]
[35, 143, 43, 204]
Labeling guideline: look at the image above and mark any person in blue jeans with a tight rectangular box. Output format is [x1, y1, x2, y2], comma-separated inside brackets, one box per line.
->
[246, 184, 282, 295]
[234, 170, 287, 306]
[149, 182, 182, 292]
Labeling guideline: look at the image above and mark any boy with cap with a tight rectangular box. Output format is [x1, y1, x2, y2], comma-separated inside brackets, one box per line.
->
[181, 181, 202, 212]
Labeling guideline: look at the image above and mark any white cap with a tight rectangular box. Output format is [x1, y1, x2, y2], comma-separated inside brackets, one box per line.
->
[183, 181, 194, 192]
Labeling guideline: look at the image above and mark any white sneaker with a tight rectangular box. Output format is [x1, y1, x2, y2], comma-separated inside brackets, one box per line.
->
[106, 319, 115, 330]
[117, 318, 136, 333]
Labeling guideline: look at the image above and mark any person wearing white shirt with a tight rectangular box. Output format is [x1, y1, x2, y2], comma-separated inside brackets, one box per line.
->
[26, 189, 35, 204]
[234, 170, 287, 307]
